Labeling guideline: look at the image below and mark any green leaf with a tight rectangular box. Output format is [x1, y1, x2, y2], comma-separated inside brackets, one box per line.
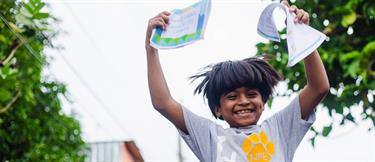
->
[339, 51, 360, 63]
[370, 6, 375, 17]
[335, 104, 344, 114]
[340, 118, 346, 125]
[1, 65, 10, 76]
[23, 3, 35, 16]
[267, 98, 273, 108]
[0, 89, 12, 102]
[20, 6, 33, 19]
[361, 71, 368, 84]
[347, 60, 360, 78]
[362, 41, 375, 55]
[341, 10, 356, 27]
[309, 137, 316, 148]
[322, 125, 332, 137]
[346, 0, 359, 9]
[345, 113, 356, 124]
[332, 6, 352, 15]
[33, 12, 49, 20]
[24, 89, 35, 104]
[33, 2, 46, 13]
[310, 126, 317, 133]
[0, 34, 7, 43]
[0, 70, 5, 80]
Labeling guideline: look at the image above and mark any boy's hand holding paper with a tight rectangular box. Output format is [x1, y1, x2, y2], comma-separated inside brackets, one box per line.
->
[257, 2, 326, 67]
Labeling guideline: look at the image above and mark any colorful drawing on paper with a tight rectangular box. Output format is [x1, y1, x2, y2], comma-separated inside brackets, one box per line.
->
[150, 0, 211, 49]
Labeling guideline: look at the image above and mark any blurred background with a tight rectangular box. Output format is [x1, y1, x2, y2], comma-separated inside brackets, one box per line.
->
[0, 0, 374, 161]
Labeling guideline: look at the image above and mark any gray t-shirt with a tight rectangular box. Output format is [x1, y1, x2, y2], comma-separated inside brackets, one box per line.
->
[178, 95, 315, 162]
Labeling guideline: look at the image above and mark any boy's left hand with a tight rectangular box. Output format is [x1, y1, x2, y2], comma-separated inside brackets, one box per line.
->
[282, 0, 309, 25]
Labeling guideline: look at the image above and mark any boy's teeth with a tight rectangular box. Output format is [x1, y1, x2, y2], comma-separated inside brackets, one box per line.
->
[236, 109, 251, 114]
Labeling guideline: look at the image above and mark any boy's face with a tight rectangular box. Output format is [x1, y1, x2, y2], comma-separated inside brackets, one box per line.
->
[217, 87, 265, 128]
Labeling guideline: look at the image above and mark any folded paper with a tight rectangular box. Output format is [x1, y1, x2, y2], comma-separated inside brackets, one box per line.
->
[150, 0, 211, 49]
[257, 3, 326, 67]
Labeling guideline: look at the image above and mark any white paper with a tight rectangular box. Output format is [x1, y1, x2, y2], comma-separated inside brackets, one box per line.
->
[257, 3, 326, 67]
[150, 0, 211, 49]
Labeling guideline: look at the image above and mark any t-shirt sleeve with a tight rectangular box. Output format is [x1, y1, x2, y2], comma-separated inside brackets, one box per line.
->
[271, 95, 316, 154]
[177, 106, 216, 162]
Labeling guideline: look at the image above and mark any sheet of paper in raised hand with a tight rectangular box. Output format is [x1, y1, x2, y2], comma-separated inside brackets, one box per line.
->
[150, 0, 211, 49]
[257, 3, 326, 67]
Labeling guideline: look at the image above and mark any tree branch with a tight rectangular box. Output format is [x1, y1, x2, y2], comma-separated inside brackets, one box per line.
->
[2, 39, 25, 65]
[0, 90, 21, 114]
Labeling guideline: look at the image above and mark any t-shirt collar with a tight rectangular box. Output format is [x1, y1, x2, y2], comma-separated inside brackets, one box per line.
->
[232, 125, 259, 135]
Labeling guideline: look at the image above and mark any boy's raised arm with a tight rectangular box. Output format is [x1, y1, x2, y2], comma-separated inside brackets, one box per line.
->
[145, 11, 187, 133]
[299, 50, 329, 120]
[284, 2, 330, 120]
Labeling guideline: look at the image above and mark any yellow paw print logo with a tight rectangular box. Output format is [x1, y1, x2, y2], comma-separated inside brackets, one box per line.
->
[241, 131, 275, 162]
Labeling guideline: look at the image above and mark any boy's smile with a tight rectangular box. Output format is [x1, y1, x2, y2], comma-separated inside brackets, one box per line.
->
[218, 87, 264, 128]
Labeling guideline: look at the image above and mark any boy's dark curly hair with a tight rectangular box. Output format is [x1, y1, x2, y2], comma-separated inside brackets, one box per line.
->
[190, 57, 282, 120]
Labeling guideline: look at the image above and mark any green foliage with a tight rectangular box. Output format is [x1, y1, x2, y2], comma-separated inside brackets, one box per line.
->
[0, 0, 86, 161]
[256, 0, 375, 145]
[322, 125, 333, 137]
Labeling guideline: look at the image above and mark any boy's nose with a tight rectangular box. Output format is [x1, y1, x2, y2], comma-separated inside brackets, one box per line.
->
[238, 95, 250, 106]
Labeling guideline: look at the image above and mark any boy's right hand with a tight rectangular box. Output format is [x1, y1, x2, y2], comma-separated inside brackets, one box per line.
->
[145, 11, 171, 51]
[282, 0, 310, 25]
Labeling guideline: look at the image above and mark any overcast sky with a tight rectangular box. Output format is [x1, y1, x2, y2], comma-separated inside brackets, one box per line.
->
[45, 0, 374, 161]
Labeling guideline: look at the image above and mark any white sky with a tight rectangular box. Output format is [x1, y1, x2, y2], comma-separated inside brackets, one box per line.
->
[44, 0, 374, 161]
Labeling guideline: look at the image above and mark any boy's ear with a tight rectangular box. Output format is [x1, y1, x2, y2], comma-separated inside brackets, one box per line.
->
[215, 107, 222, 117]
[261, 103, 266, 111]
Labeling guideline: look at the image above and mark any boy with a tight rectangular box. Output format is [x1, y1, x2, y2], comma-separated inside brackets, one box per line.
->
[145, 1, 329, 161]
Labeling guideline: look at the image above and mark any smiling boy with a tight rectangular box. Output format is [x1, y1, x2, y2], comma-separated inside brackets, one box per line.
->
[145, 1, 329, 161]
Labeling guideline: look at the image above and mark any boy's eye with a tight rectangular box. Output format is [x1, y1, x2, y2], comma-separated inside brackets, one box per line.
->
[226, 95, 237, 100]
[247, 92, 257, 97]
